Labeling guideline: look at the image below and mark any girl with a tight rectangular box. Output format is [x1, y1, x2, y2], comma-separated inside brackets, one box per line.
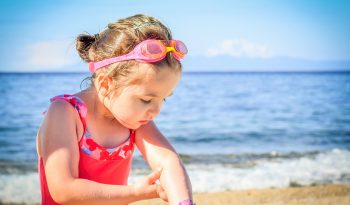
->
[36, 14, 195, 205]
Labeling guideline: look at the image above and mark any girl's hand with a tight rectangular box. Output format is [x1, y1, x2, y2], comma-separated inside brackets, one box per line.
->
[132, 168, 168, 202]
[157, 183, 168, 202]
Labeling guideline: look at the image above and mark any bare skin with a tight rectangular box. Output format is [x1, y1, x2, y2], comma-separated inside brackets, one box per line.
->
[36, 63, 193, 205]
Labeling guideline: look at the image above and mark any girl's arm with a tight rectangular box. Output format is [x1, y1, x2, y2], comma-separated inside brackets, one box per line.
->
[135, 121, 193, 205]
[39, 100, 161, 205]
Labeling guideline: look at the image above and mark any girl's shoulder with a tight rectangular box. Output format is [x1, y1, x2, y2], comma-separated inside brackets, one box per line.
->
[48, 94, 87, 115]
[43, 94, 87, 122]
[40, 94, 87, 140]
[37, 96, 83, 158]
[41, 98, 81, 134]
[46, 99, 81, 121]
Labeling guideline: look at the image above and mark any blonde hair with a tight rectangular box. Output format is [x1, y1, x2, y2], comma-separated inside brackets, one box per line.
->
[76, 14, 182, 99]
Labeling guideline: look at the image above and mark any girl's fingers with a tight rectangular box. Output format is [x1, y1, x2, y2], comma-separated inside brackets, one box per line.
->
[147, 167, 162, 184]
[156, 183, 168, 202]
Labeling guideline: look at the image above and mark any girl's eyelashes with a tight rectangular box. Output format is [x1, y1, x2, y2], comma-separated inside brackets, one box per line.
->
[140, 98, 167, 104]
[140, 99, 151, 104]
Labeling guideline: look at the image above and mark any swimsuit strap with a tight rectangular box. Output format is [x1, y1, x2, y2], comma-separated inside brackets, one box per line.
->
[43, 94, 88, 133]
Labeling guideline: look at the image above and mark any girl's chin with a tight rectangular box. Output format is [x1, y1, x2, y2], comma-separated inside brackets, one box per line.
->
[133, 121, 149, 129]
[128, 123, 140, 130]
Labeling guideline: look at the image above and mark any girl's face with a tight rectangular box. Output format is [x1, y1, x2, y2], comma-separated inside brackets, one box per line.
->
[108, 64, 181, 129]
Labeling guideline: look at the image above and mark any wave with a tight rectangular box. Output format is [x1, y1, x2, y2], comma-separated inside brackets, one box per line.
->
[130, 148, 350, 192]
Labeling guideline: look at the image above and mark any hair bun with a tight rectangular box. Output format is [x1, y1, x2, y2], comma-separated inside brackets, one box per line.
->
[76, 34, 97, 62]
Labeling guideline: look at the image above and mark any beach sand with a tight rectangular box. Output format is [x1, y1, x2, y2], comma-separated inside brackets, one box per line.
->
[130, 184, 350, 205]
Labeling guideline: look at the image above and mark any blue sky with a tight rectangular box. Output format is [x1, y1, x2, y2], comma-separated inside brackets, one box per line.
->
[0, 0, 349, 72]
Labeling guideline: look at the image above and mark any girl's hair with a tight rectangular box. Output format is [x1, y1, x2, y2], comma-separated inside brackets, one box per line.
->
[76, 14, 182, 100]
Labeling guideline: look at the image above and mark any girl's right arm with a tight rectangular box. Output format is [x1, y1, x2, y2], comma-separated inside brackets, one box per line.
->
[39, 100, 162, 205]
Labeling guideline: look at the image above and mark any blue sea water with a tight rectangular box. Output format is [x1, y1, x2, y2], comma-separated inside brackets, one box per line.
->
[0, 71, 350, 203]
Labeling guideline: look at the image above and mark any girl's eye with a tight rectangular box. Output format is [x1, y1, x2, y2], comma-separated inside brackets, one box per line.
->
[140, 98, 167, 104]
[140, 99, 151, 104]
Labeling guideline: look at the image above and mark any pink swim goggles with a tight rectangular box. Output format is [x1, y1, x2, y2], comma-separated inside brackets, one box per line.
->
[89, 39, 188, 73]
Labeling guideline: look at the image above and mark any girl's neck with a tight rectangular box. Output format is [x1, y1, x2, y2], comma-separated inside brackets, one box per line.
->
[75, 87, 130, 147]
[77, 87, 116, 123]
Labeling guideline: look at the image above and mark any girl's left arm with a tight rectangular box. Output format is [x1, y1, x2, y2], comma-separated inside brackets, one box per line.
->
[135, 120, 193, 205]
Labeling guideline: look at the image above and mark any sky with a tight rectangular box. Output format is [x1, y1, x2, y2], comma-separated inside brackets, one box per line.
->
[0, 0, 349, 72]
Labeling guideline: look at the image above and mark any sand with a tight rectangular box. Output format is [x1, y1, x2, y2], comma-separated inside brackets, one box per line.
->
[130, 184, 350, 205]
[1, 184, 349, 205]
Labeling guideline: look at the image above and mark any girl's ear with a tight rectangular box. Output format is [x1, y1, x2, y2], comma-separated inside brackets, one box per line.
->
[95, 74, 113, 96]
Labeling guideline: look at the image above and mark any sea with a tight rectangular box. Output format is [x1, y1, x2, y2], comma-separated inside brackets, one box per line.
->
[0, 71, 349, 204]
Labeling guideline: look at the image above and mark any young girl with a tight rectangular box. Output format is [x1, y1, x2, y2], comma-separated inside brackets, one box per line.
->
[36, 14, 195, 205]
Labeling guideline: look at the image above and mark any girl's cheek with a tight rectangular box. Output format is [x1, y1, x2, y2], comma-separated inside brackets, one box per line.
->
[137, 103, 148, 114]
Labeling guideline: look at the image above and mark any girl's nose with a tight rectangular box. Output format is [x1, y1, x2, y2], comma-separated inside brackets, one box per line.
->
[147, 103, 162, 118]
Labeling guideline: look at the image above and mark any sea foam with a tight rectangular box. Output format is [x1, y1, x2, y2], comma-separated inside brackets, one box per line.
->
[1, 148, 349, 204]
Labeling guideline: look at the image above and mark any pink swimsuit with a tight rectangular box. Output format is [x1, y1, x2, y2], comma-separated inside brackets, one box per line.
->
[38, 94, 136, 204]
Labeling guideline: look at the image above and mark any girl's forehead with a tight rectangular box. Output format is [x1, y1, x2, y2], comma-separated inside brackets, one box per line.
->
[124, 67, 181, 96]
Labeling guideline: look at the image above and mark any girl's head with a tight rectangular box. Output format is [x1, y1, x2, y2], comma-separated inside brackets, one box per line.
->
[75, 14, 184, 129]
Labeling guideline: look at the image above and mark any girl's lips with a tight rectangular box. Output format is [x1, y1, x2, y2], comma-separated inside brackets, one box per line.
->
[139, 120, 150, 124]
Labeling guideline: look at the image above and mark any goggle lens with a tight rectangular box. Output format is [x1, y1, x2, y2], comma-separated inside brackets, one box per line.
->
[147, 42, 164, 54]
[141, 41, 165, 59]
[174, 41, 188, 54]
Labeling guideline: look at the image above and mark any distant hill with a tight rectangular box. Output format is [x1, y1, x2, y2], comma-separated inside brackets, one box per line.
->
[182, 55, 350, 72]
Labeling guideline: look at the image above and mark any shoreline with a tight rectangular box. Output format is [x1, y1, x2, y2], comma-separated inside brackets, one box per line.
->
[130, 184, 350, 205]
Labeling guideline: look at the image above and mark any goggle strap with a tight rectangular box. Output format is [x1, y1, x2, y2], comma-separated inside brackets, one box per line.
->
[92, 51, 137, 72]
[165, 47, 175, 53]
